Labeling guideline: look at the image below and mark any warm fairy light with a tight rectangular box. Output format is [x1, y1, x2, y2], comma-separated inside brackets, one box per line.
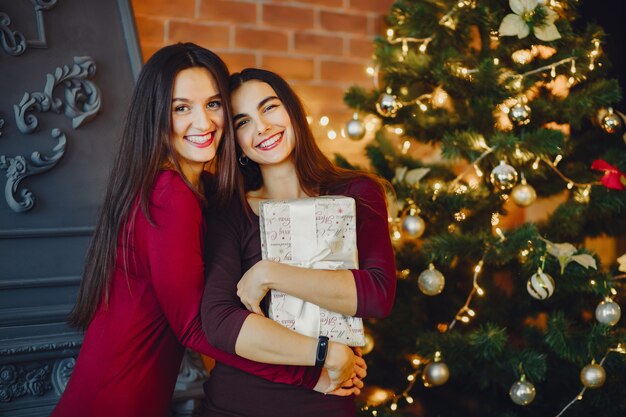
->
[532, 158, 540, 170]
[412, 358, 421, 366]
[590, 280, 596, 286]
[369, 388, 390, 404]
[407, 374, 415, 381]
[474, 164, 483, 177]
[419, 102, 428, 112]
[454, 211, 466, 221]
[395, 127, 404, 135]
[390, 403, 398, 411]
[406, 396, 414, 404]
[419, 43, 427, 52]
[401, 40, 409, 55]
[610, 288, 617, 296]
[491, 213, 500, 226]
[433, 182, 443, 190]
[567, 182, 574, 189]
[568, 76, 575, 85]
[493, 58, 500, 65]
[521, 249, 530, 257]
[319, 116, 329, 126]
[461, 316, 470, 323]
[553, 155, 563, 166]
[551, 66, 557, 78]
[386, 28, 394, 38]
[474, 263, 482, 273]
[327, 130, 337, 140]
[570, 60, 576, 74]
[495, 227, 505, 240]
[401, 140, 411, 155]
[432, 88, 449, 107]
[476, 287, 485, 296]
[467, 309, 476, 317]
[366, 66, 376, 76]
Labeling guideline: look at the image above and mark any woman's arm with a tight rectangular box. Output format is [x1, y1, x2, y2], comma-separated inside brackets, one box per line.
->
[200, 196, 360, 390]
[237, 178, 397, 318]
[146, 173, 321, 387]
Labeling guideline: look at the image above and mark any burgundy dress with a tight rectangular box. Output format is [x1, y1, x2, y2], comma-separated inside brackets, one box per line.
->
[52, 171, 319, 417]
[201, 177, 397, 417]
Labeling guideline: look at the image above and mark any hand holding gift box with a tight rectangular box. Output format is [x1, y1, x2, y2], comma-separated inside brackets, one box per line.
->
[259, 196, 365, 346]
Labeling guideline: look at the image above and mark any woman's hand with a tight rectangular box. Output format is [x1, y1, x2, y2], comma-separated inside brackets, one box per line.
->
[313, 343, 367, 396]
[237, 260, 276, 315]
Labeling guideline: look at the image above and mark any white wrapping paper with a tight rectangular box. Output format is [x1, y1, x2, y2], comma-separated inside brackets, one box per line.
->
[259, 197, 365, 346]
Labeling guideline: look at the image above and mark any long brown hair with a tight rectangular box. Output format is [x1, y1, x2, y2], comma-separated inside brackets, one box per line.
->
[68, 43, 237, 329]
[229, 68, 389, 205]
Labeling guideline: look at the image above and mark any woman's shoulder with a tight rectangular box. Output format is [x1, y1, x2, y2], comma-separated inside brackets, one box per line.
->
[150, 170, 199, 210]
[332, 175, 383, 200]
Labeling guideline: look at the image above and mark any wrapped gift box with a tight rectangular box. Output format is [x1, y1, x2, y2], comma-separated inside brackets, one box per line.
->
[259, 196, 364, 346]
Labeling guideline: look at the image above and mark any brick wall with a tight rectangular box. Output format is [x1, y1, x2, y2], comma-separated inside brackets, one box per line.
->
[131, 0, 394, 161]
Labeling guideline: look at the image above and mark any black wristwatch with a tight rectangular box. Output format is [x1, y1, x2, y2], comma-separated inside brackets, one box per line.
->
[315, 336, 330, 367]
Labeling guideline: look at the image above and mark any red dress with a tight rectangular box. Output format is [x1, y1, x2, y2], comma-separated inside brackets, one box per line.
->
[201, 177, 397, 417]
[52, 171, 319, 417]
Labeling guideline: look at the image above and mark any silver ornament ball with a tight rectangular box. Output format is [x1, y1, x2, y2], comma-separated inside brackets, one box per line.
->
[402, 214, 426, 238]
[422, 362, 449, 387]
[345, 117, 366, 141]
[580, 363, 606, 388]
[509, 380, 536, 406]
[509, 102, 531, 125]
[595, 299, 621, 326]
[490, 161, 519, 191]
[418, 265, 445, 296]
[511, 183, 537, 207]
[526, 269, 555, 300]
[376, 93, 399, 117]
[597, 108, 622, 134]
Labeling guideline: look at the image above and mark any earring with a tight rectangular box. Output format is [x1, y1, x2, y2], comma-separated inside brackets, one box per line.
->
[238, 154, 249, 166]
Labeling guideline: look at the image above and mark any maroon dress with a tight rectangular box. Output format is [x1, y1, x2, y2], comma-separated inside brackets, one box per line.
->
[201, 177, 397, 417]
[52, 171, 319, 417]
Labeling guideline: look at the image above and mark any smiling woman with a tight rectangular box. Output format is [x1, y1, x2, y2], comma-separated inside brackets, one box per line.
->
[171, 67, 224, 188]
[51, 44, 325, 417]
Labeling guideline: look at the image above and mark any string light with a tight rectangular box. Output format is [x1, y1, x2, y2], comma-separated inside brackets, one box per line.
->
[447, 259, 486, 330]
[554, 346, 626, 417]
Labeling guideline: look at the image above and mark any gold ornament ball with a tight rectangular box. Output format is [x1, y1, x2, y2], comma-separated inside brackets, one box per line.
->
[361, 332, 375, 355]
[376, 93, 399, 118]
[595, 299, 621, 326]
[345, 117, 366, 141]
[509, 380, 536, 406]
[490, 161, 518, 191]
[509, 102, 531, 125]
[402, 214, 426, 238]
[526, 269, 555, 300]
[422, 362, 449, 387]
[580, 363, 606, 388]
[511, 183, 537, 207]
[418, 266, 445, 296]
[597, 108, 622, 134]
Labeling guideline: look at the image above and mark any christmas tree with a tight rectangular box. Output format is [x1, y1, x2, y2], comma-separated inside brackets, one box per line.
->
[341, 1, 626, 416]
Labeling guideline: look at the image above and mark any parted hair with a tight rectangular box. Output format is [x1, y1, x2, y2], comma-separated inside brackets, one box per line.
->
[69, 43, 237, 329]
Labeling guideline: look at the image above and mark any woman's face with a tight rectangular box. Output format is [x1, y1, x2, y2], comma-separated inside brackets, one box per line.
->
[231, 80, 295, 167]
[170, 67, 224, 178]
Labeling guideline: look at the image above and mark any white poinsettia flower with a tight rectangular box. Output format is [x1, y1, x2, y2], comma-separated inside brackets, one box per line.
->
[499, 0, 561, 41]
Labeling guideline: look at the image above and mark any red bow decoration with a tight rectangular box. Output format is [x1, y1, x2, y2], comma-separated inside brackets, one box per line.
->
[591, 159, 626, 190]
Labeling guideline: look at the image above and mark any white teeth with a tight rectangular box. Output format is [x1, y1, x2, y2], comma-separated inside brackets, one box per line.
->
[186, 134, 211, 144]
[258, 133, 282, 149]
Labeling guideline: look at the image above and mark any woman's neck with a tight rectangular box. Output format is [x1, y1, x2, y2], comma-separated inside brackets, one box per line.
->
[257, 161, 307, 200]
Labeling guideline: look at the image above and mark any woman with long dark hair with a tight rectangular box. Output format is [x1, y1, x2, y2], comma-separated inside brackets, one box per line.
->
[52, 44, 355, 417]
[201, 68, 396, 416]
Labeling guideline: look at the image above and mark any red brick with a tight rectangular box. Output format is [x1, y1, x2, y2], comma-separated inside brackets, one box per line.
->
[369, 14, 388, 36]
[135, 16, 165, 43]
[348, 37, 374, 58]
[139, 42, 166, 63]
[294, 32, 344, 56]
[132, 0, 195, 18]
[261, 55, 315, 81]
[262, 4, 314, 30]
[169, 22, 230, 49]
[199, 0, 257, 24]
[293, 84, 348, 111]
[218, 52, 258, 72]
[271, 0, 344, 7]
[320, 11, 368, 35]
[348, 0, 394, 14]
[235, 28, 288, 51]
[320, 59, 370, 84]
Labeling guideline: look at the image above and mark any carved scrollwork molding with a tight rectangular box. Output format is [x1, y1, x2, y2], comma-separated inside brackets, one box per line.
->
[0, 0, 58, 56]
[51, 357, 75, 396]
[0, 364, 52, 403]
[175, 350, 209, 390]
[0, 118, 4, 136]
[1, 56, 101, 213]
